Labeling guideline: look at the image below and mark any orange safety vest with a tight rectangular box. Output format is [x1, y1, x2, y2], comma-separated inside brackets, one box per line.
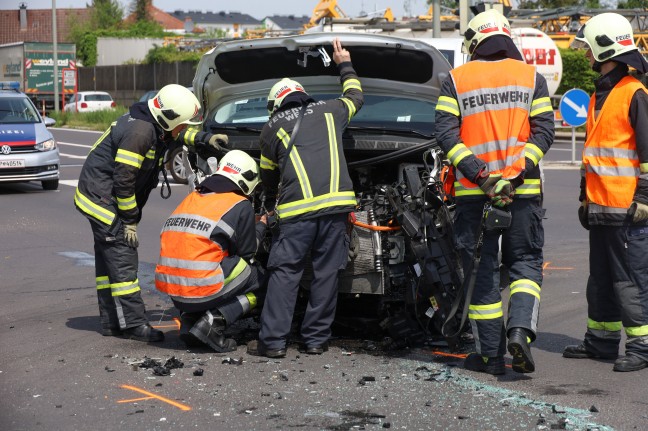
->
[450, 59, 535, 195]
[155, 191, 246, 302]
[584, 75, 646, 210]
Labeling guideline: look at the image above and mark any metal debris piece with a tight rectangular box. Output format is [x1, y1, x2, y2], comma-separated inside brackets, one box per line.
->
[222, 357, 243, 365]
[457, 415, 470, 420]
[280, 373, 289, 381]
[139, 357, 162, 369]
[105, 366, 115, 372]
[153, 366, 170, 376]
[193, 368, 204, 376]
[164, 356, 184, 369]
[382, 423, 391, 428]
[551, 405, 566, 414]
[589, 405, 599, 413]
[155, 383, 163, 387]
[358, 376, 376, 385]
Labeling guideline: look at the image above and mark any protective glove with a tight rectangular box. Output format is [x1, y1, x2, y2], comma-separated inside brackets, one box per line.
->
[629, 201, 648, 223]
[578, 200, 590, 230]
[208, 134, 228, 150]
[476, 173, 502, 195]
[124, 224, 139, 248]
[490, 179, 514, 207]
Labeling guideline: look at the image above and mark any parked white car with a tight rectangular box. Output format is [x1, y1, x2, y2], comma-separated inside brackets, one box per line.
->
[64, 91, 116, 113]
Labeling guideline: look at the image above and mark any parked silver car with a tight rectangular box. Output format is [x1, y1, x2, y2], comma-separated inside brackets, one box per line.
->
[0, 84, 59, 190]
[192, 33, 462, 346]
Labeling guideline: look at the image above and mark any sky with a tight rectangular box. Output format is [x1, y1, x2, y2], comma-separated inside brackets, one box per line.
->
[6, 0, 434, 20]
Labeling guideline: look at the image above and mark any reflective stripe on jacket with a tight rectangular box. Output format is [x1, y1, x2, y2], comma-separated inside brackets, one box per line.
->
[584, 76, 647, 213]
[259, 62, 363, 222]
[155, 191, 247, 302]
[448, 59, 536, 197]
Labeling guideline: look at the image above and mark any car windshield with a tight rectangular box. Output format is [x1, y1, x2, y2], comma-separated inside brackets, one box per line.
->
[212, 93, 436, 136]
[0, 97, 40, 124]
[86, 94, 112, 102]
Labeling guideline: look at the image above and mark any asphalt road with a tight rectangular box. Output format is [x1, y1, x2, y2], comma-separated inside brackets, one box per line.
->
[0, 128, 645, 431]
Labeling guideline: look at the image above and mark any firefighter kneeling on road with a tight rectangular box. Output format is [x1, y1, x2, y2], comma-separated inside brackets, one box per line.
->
[563, 13, 648, 372]
[155, 150, 267, 352]
[75, 84, 226, 342]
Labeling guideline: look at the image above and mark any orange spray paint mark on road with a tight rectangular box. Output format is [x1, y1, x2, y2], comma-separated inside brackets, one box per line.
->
[543, 261, 574, 271]
[119, 384, 192, 411]
[152, 318, 181, 330]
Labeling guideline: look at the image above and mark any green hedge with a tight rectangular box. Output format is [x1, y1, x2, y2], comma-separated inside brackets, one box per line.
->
[557, 48, 599, 95]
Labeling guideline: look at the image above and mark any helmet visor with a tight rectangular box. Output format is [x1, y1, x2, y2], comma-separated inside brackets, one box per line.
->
[570, 23, 590, 50]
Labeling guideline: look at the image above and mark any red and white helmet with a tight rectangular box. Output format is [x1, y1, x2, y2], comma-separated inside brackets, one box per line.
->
[463, 9, 512, 55]
[148, 84, 201, 131]
[214, 150, 260, 195]
[267, 78, 307, 114]
[571, 13, 638, 62]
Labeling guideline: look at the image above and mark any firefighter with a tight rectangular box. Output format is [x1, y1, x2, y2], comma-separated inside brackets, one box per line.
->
[74, 84, 225, 341]
[563, 13, 648, 372]
[435, 9, 555, 374]
[155, 150, 267, 352]
[246, 37, 363, 358]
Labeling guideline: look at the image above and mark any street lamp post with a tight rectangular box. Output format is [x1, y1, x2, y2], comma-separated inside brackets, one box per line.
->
[52, 0, 59, 113]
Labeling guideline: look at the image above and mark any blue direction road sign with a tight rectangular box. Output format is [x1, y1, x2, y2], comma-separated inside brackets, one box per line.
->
[559, 88, 590, 127]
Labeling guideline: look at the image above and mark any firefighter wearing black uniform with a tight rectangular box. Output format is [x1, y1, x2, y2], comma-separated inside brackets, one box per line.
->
[74, 84, 225, 341]
[563, 12, 648, 372]
[246, 38, 363, 358]
[435, 10, 555, 374]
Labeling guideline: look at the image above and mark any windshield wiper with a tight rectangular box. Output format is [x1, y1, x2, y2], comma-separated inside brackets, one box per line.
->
[345, 125, 433, 139]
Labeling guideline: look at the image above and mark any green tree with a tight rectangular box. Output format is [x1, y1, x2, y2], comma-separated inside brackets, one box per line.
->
[131, 0, 152, 22]
[557, 48, 598, 95]
[87, 0, 123, 29]
[618, 0, 648, 8]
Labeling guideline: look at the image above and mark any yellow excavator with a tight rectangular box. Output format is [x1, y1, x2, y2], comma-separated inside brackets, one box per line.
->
[304, 0, 394, 30]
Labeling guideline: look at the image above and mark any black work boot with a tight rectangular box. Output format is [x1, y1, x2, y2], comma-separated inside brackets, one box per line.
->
[178, 312, 202, 348]
[613, 355, 648, 372]
[189, 311, 237, 353]
[101, 327, 123, 337]
[246, 339, 286, 358]
[464, 353, 505, 375]
[563, 343, 617, 360]
[123, 323, 165, 342]
[507, 328, 535, 373]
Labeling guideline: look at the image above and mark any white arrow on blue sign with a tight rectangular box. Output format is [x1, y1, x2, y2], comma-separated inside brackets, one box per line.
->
[559, 88, 590, 127]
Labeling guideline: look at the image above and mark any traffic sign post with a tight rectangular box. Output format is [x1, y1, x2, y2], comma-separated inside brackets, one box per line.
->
[559, 88, 590, 164]
[61, 68, 77, 112]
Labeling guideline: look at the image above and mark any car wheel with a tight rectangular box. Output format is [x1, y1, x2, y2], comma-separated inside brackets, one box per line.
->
[42, 179, 59, 190]
[168, 147, 188, 185]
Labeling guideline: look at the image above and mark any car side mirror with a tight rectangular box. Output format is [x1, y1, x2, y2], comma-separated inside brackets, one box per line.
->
[43, 116, 56, 127]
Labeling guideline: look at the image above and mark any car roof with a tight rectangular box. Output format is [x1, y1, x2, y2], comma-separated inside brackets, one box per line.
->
[193, 32, 451, 119]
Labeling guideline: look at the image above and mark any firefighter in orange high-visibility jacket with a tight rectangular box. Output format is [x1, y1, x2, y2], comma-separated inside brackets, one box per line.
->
[434, 9, 555, 375]
[155, 150, 267, 352]
[563, 12, 648, 372]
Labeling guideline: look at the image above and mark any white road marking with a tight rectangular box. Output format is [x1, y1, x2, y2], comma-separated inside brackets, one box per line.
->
[57, 141, 92, 148]
[59, 153, 87, 159]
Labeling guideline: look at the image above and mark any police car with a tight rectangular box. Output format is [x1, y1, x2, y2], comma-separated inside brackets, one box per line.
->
[0, 82, 59, 190]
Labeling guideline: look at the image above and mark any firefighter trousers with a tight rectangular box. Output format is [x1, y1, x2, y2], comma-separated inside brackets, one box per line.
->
[584, 225, 648, 361]
[455, 197, 544, 357]
[259, 213, 349, 350]
[171, 261, 266, 325]
[90, 219, 148, 331]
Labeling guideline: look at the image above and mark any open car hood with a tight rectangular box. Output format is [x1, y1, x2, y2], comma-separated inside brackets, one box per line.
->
[193, 32, 452, 124]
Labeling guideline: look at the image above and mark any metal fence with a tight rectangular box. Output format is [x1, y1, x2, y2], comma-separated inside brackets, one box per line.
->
[77, 61, 197, 106]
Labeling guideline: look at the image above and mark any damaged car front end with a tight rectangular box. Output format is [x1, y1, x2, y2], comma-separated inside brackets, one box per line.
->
[192, 32, 465, 349]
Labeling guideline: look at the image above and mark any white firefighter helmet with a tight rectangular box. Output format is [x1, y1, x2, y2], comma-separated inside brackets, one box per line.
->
[570, 13, 638, 62]
[267, 78, 306, 114]
[148, 84, 202, 131]
[214, 150, 260, 195]
[463, 9, 512, 55]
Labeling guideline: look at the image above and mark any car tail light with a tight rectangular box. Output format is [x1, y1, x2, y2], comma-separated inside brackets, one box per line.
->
[81, 102, 88, 108]
[111, 101, 116, 108]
